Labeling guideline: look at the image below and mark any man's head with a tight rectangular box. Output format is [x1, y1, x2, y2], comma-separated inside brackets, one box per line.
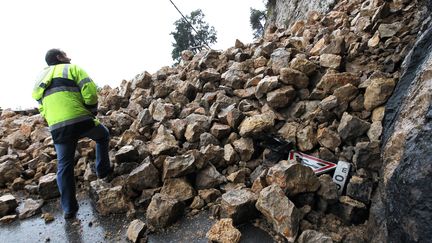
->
[45, 49, 71, 66]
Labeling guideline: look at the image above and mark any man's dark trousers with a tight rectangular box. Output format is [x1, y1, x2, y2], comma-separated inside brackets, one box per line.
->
[54, 124, 111, 214]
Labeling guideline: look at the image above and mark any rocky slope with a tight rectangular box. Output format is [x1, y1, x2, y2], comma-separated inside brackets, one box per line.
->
[1, 0, 431, 242]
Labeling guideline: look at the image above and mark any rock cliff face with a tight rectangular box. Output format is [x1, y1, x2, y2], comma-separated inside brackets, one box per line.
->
[370, 12, 432, 243]
[266, 0, 337, 30]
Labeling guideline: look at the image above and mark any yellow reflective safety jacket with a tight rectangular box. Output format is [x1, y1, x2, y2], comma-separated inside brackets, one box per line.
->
[32, 63, 99, 143]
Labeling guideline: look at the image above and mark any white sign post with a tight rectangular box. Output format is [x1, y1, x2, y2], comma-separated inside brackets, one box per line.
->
[332, 161, 351, 195]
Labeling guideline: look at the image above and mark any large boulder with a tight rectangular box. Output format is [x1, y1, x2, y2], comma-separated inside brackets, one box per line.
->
[17, 198, 44, 219]
[162, 150, 204, 180]
[126, 160, 160, 192]
[220, 189, 258, 224]
[147, 125, 179, 156]
[38, 173, 60, 200]
[160, 177, 196, 202]
[266, 160, 320, 196]
[89, 180, 128, 216]
[256, 185, 301, 242]
[146, 193, 184, 228]
[195, 163, 226, 189]
[0, 160, 22, 187]
[239, 113, 275, 137]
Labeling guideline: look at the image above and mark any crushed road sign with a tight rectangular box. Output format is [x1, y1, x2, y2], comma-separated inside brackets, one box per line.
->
[288, 151, 337, 175]
[332, 161, 351, 195]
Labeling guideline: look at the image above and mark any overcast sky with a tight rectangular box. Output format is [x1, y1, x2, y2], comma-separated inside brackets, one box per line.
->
[0, 0, 265, 110]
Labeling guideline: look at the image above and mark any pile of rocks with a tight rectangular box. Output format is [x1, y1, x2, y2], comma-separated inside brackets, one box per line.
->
[0, 0, 427, 242]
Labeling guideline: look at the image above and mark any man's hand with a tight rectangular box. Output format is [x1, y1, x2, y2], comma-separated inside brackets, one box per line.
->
[85, 104, 98, 116]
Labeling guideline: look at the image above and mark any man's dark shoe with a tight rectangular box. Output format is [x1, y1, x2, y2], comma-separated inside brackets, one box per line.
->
[64, 211, 77, 219]
[98, 166, 115, 182]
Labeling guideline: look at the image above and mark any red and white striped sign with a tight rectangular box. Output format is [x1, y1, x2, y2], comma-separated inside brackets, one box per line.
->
[288, 151, 337, 175]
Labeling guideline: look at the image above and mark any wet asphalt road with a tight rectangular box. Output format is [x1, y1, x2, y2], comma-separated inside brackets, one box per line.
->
[0, 192, 273, 243]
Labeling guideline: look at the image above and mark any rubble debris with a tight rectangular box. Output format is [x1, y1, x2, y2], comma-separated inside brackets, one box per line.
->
[0, 0, 427, 240]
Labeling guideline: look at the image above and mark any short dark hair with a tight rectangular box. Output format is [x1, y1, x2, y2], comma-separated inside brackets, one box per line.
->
[45, 48, 63, 65]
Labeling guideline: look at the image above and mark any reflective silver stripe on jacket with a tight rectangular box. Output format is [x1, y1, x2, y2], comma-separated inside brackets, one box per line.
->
[78, 77, 92, 89]
[43, 86, 80, 98]
[49, 115, 93, 131]
[62, 64, 69, 78]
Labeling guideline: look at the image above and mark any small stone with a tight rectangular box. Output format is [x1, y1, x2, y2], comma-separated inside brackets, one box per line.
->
[378, 22, 401, 38]
[296, 125, 317, 152]
[199, 188, 222, 204]
[224, 144, 239, 165]
[320, 54, 342, 69]
[41, 213, 54, 223]
[368, 32, 380, 47]
[226, 168, 250, 184]
[279, 67, 309, 89]
[115, 145, 139, 163]
[333, 84, 358, 103]
[190, 196, 205, 210]
[210, 123, 231, 140]
[319, 95, 338, 111]
[364, 78, 395, 110]
[0, 214, 17, 224]
[0, 194, 18, 217]
[18, 198, 44, 219]
[232, 137, 254, 162]
[266, 86, 296, 108]
[270, 48, 292, 74]
[329, 196, 368, 224]
[353, 141, 381, 171]
[317, 127, 341, 151]
[127, 219, 147, 243]
[255, 76, 279, 99]
[347, 176, 373, 204]
[297, 230, 333, 243]
[337, 112, 371, 141]
[290, 57, 318, 76]
[315, 72, 360, 95]
[367, 122, 383, 141]
[206, 218, 241, 243]
[317, 174, 339, 203]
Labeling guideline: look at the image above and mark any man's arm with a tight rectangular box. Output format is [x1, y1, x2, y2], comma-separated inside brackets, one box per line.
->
[72, 65, 98, 115]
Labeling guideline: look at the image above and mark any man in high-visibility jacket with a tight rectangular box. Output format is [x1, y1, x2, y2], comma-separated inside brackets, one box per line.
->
[32, 49, 112, 219]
